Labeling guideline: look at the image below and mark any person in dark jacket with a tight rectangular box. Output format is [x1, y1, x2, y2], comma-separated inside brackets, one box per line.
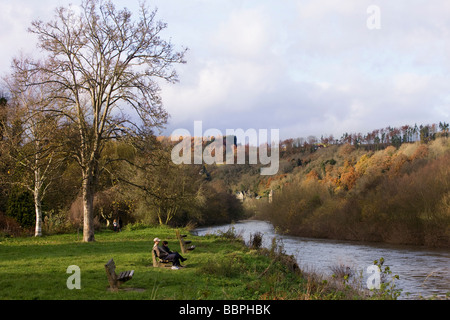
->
[153, 238, 187, 268]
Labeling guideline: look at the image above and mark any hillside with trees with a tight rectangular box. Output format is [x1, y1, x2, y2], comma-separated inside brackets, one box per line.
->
[205, 123, 450, 247]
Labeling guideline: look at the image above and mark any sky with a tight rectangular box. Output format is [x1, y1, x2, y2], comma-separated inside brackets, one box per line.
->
[1, 0, 450, 141]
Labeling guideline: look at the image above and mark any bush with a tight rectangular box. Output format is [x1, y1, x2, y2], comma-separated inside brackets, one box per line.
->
[43, 210, 78, 235]
[0, 211, 23, 238]
[248, 231, 263, 249]
[216, 226, 243, 242]
[6, 186, 35, 229]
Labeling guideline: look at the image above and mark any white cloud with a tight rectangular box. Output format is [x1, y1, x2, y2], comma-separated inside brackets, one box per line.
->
[0, 3, 36, 74]
[392, 73, 431, 95]
[212, 6, 271, 59]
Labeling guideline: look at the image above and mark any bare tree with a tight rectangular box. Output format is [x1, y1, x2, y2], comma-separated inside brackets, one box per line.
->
[138, 152, 203, 226]
[24, 0, 186, 241]
[2, 57, 63, 237]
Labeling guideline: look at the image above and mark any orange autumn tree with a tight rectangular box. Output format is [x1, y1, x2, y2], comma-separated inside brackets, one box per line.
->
[339, 160, 358, 191]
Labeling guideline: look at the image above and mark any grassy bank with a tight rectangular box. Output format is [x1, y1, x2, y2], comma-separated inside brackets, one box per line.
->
[0, 225, 392, 300]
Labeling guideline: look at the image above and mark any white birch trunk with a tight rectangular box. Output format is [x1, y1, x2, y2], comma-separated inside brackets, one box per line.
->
[34, 188, 42, 237]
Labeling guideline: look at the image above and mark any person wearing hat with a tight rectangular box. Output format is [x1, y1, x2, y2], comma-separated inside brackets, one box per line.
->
[153, 237, 187, 269]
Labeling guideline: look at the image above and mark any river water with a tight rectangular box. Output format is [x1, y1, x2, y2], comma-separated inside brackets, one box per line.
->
[194, 220, 450, 300]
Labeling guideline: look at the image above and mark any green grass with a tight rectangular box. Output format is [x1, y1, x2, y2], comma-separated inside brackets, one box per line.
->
[0, 225, 371, 300]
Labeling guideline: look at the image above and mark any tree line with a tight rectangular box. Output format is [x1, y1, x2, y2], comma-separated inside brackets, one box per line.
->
[0, 95, 245, 238]
[280, 122, 450, 155]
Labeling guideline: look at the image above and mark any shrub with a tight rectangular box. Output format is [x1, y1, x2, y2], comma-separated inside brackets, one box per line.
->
[248, 231, 263, 249]
[6, 186, 35, 229]
[0, 211, 23, 238]
[216, 226, 243, 242]
[43, 210, 78, 235]
[330, 263, 354, 281]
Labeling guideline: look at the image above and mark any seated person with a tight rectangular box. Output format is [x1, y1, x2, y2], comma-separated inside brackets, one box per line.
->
[153, 238, 187, 267]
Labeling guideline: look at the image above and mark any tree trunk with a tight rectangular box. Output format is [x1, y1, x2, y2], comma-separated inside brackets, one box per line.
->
[34, 156, 43, 237]
[82, 167, 96, 242]
[158, 207, 163, 226]
[34, 184, 42, 237]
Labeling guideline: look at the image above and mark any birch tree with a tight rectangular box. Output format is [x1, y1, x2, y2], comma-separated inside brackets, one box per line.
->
[2, 58, 63, 237]
[24, 0, 186, 241]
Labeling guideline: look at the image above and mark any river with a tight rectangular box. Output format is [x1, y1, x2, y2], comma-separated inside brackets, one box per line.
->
[193, 220, 450, 300]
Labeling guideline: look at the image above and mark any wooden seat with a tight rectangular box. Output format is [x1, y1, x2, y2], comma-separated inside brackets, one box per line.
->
[176, 230, 196, 254]
[152, 246, 172, 268]
[104, 258, 134, 291]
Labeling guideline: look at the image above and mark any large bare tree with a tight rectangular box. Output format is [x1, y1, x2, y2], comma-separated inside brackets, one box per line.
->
[25, 0, 186, 241]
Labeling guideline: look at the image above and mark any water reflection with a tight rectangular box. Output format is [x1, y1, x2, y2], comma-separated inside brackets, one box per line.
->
[194, 220, 450, 299]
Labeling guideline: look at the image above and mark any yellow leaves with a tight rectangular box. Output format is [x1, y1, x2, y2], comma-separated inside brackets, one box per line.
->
[354, 154, 371, 176]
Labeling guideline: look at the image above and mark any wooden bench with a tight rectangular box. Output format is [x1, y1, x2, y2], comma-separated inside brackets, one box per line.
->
[176, 230, 196, 254]
[104, 258, 134, 291]
[152, 246, 172, 268]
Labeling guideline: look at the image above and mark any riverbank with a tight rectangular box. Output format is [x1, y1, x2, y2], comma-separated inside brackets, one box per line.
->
[0, 224, 395, 300]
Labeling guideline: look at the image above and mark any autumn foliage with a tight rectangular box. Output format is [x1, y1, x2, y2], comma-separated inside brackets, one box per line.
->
[256, 138, 450, 247]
